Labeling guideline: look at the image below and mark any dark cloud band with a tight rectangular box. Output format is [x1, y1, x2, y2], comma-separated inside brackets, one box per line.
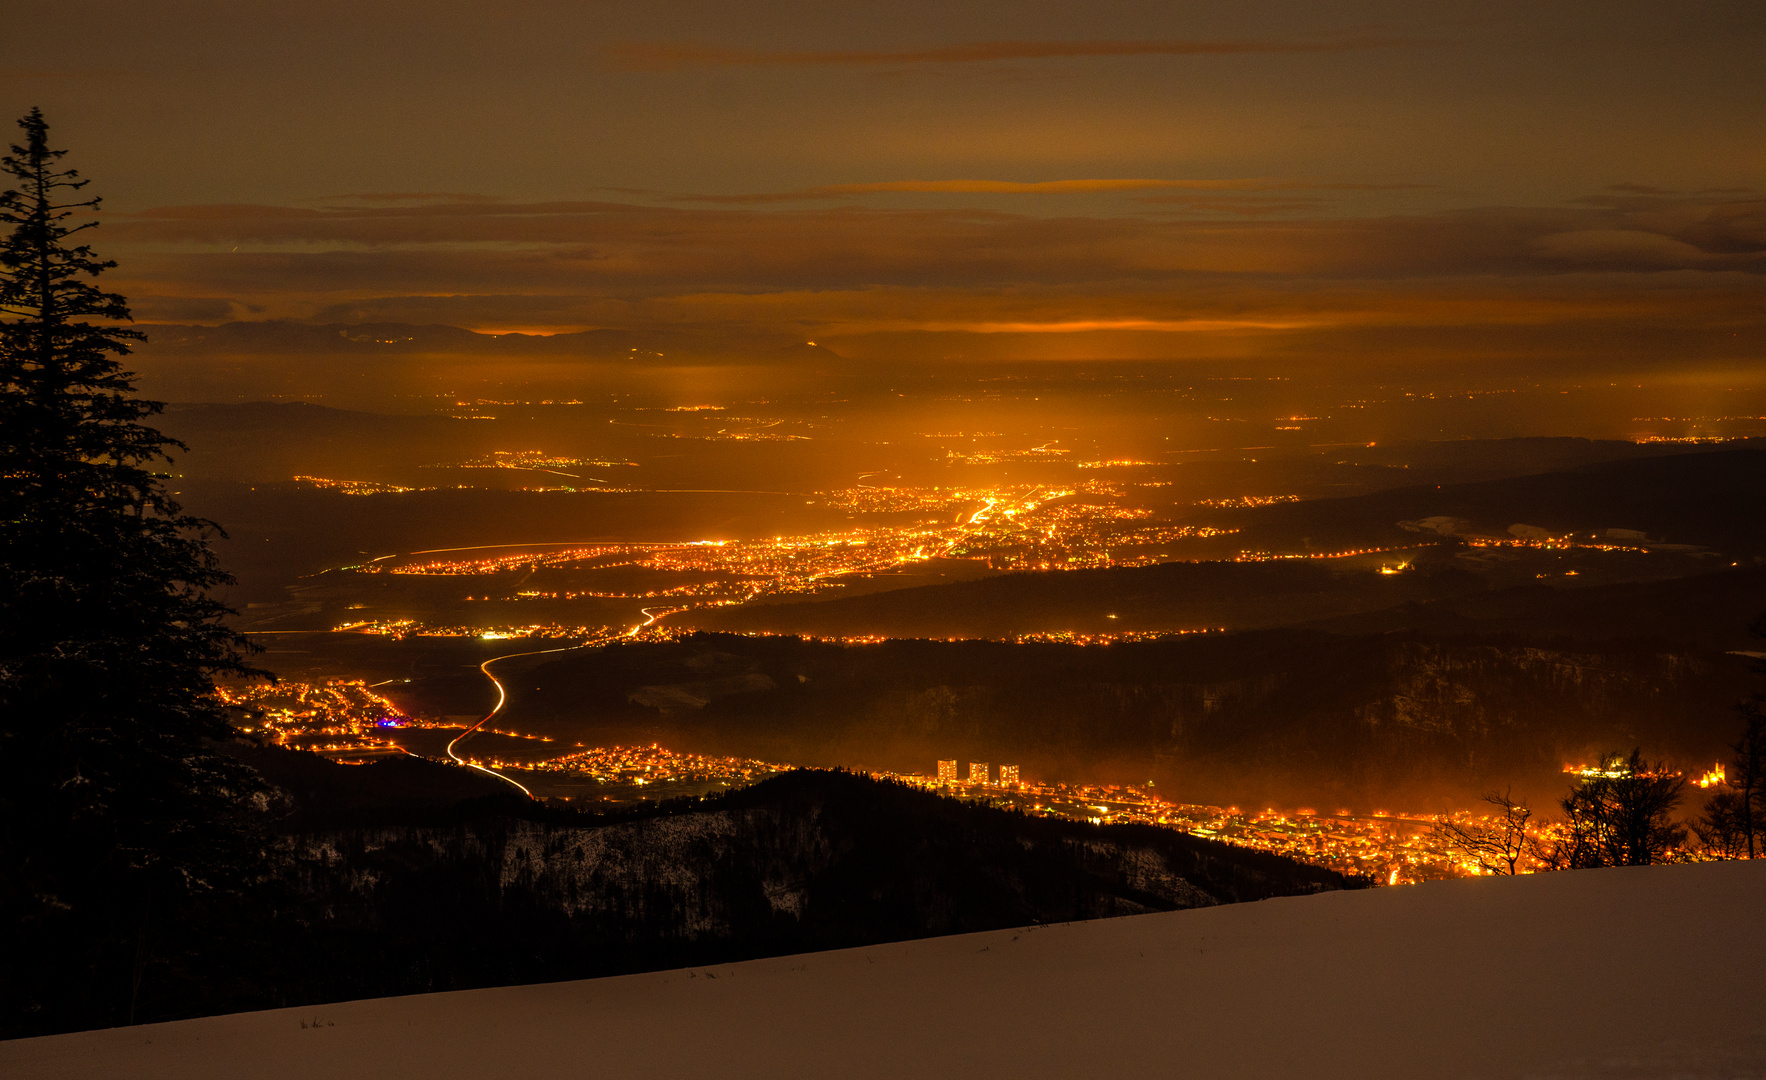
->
[611, 36, 1419, 69]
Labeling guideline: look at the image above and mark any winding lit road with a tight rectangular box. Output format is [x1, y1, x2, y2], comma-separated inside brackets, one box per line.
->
[445, 638, 615, 797]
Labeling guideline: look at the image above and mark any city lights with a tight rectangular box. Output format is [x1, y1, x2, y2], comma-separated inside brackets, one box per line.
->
[218, 679, 420, 761]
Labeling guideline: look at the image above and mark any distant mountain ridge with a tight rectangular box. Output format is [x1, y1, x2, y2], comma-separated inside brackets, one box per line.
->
[1212, 447, 1766, 554]
[1303, 564, 1766, 647]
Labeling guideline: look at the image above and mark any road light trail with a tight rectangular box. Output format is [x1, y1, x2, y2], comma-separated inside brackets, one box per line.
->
[446, 639, 610, 797]
[454, 602, 688, 789]
[627, 606, 684, 636]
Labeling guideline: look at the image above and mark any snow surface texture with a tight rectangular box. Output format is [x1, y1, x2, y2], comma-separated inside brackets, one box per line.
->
[8, 860, 1764, 1079]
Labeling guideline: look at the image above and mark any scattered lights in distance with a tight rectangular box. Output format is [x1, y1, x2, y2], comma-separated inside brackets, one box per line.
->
[1233, 545, 1408, 563]
[441, 450, 638, 472]
[943, 444, 1069, 465]
[292, 476, 426, 495]
[1193, 495, 1301, 509]
[1634, 435, 1756, 445]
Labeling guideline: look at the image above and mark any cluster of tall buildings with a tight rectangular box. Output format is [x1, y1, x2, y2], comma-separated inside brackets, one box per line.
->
[935, 760, 1020, 787]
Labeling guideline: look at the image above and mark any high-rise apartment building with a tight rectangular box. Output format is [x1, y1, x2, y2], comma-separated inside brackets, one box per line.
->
[968, 761, 990, 784]
[998, 764, 1020, 786]
[936, 759, 958, 782]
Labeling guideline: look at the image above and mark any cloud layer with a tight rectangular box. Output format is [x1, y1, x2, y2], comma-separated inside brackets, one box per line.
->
[678, 178, 1425, 205]
[101, 189, 1766, 362]
[610, 36, 1414, 69]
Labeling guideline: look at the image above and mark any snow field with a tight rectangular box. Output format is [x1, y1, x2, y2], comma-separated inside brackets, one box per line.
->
[7, 859, 1764, 1079]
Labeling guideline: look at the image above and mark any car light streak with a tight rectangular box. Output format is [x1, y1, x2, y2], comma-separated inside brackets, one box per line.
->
[446, 639, 616, 797]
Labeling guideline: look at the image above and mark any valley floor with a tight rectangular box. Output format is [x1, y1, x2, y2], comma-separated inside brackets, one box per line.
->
[7, 861, 1764, 1080]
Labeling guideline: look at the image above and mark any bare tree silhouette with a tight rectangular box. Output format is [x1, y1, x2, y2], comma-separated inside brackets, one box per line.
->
[1428, 789, 1538, 875]
[1555, 750, 1687, 868]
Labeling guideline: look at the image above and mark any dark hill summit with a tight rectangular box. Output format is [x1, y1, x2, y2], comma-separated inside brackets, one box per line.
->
[221, 741, 522, 828]
[113, 764, 1358, 1029]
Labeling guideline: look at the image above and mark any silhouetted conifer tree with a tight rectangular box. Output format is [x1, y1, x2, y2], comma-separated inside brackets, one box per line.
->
[0, 108, 265, 1035]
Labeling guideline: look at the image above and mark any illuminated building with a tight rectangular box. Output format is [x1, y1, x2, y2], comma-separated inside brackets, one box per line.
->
[999, 764, 1020, 786]
[937, 760, 958, 782]
[969, 762, 990, 785]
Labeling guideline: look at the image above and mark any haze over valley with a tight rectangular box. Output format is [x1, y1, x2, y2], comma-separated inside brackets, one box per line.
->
[135, 336, 1766, 823]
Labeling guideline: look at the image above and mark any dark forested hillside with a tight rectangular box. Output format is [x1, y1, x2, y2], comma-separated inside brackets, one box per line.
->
[99, 769, 1356, 1033]
[1213, 447, 1766, 555]
[1304, 565, 1766, 648]
[221, 742, 523, 827]
[489, 630, 1757, 811]
[690, 554, 1492, 639]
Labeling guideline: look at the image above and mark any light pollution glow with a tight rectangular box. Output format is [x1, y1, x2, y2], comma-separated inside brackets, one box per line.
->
[3, 0, 1756, 370]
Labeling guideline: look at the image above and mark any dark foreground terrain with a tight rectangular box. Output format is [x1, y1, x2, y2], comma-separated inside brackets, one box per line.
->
[16, 758, 1357, 1038]
[17, 862, 1763, 1080]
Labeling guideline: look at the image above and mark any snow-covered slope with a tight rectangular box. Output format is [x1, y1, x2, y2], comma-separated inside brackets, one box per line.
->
[8, 861, 1764, 1079]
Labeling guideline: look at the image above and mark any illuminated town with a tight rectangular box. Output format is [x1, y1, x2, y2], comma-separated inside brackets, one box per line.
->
[336, 483, 1240, 613]
[291, 475, 429, 495]
[515, 743, 785, 795]
[218, 679, 419, 761]
[331, 618, 1232, 648]
[446, 449, 639, 472]
[214, 671, 1539, 887]
[305, 464, 1706, 650]
[338, 618, 620, 640]
[885, 764, 1460, 885]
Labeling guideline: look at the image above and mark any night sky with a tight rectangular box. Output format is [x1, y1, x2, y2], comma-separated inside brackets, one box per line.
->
[6, 0, 1763, 365]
